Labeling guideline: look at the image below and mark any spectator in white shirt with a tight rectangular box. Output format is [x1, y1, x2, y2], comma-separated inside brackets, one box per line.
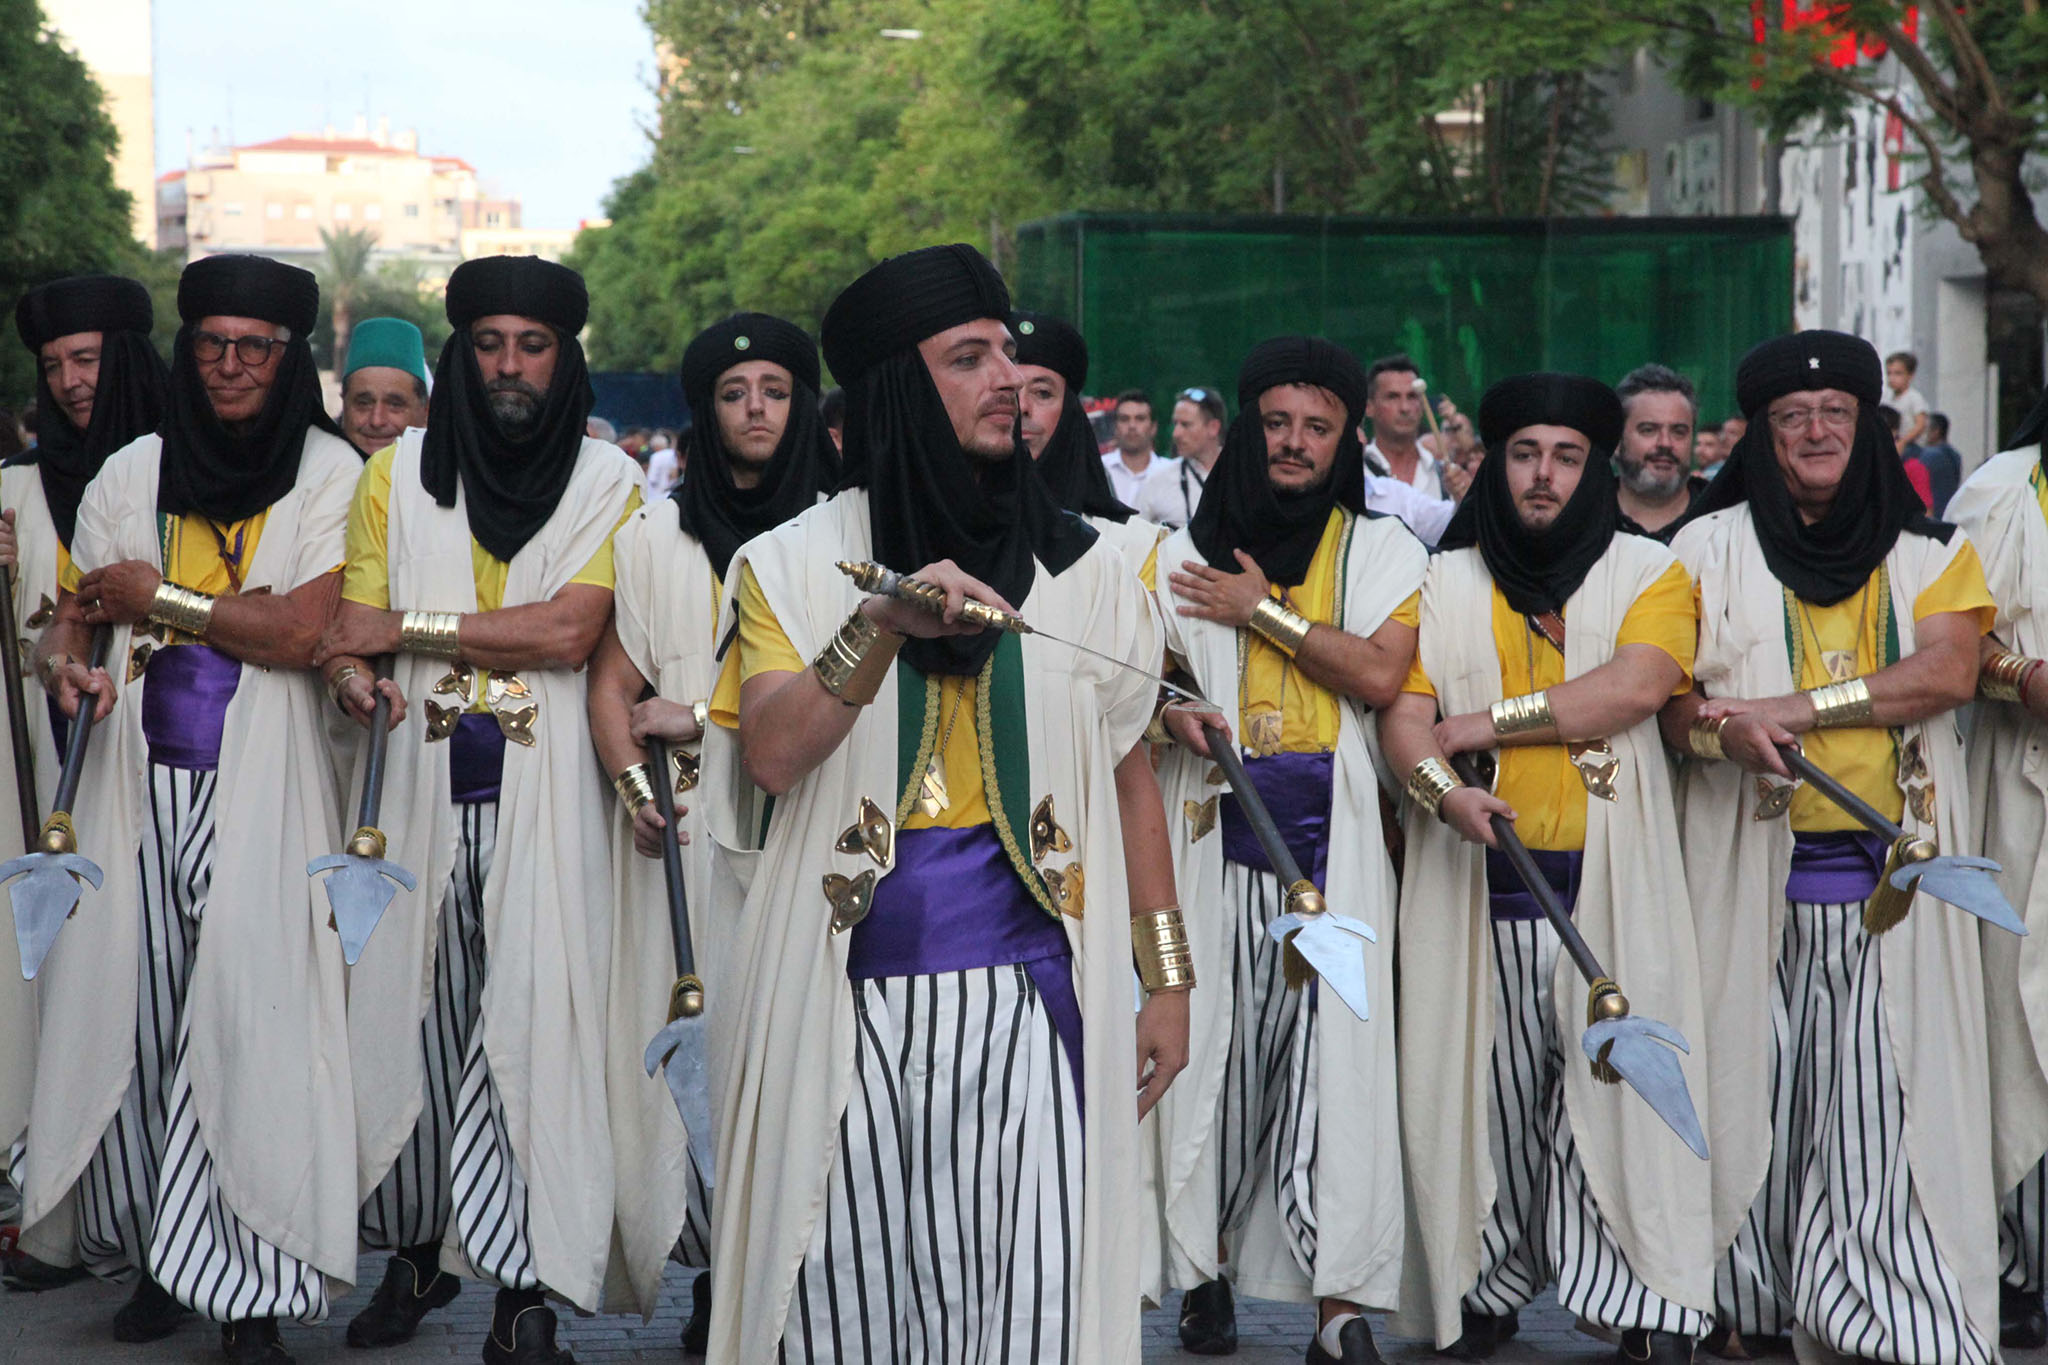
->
[1100, 387, 1178, 507]
[1138, 385, 1225, 527]
[1885, 350, 1930, 448]
[643, 427, 681, 498]
[1361, 353, 1443, 496]
[1353, 420, 1455, 544]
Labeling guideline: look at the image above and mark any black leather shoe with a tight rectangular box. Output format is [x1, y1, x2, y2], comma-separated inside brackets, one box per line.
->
[221, 1316, 294, 1363]
[2003, 1281, 2048, 1350]
[1308, 1316, 1387, 1365]
[1620, 1328, 1697, 1365]
[2, 1250, 91, 1292]
[680, 1271, 710, 1355]
[482, 1289, 577, 1365]
[1178, 1278, 1238, 1355]
[347, 1246, 460, 1347]
[112, 1273, 190, 1343]
[1442, 1309, 1521, 1360]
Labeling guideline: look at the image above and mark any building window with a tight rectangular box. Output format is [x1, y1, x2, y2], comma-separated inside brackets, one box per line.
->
[486, 211, 502, 227]
[266, 202, 283, 219]
[223, 202, 244, 216]
[404, 203, 420, 218]
[294, 203, 313, 220]
[335, 203, 351, 220]
[365, 203, 383, 220]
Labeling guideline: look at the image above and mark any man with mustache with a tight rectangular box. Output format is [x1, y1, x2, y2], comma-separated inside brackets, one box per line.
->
[1151, 336, 1426, 1365]
[318, 256, 641, 1365]
[1383, 374, 1711, 1365]
[18, 253, 363, 1364]
[702, 244, 1186, 1361]
[1613, 364, 1705, 539]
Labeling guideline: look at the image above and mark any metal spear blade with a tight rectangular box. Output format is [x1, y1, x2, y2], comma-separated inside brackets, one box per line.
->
[1266, 910, 1378, 1021]
[646, 1015, 717, 1193]
[1895, 855, 2028, 937]
[307, 853, 417, 965]
[1582, 1015, 1708, 1160]
[1, 851, 103, 980]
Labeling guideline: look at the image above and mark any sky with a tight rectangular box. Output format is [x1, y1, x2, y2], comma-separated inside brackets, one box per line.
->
[150, 0, 660, 229]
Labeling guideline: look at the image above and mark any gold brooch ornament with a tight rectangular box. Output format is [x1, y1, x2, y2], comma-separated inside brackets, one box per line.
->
[1204, 764, 1223, 787]
[670, 746, 700, 794]
[25, 594, 54, 630]
[1908, 781, 1937, 827]
[485, 672, 537, 747]
[1030, 795, 1072, 862]
[823, 868, 876, 933]
[1753, 776, 1798, 821]
[1896, 734, 1929, 785]
[127, 640, 154, 682]
[1245, 708, 1283, 758]
[1184, 795, 1218, 841]
[834, 796, 894, 869]
[1568, 739, 1620, 802]
[1041, 862, 1085, 917]
[423, 698, 461, 742]
[424, 665, 476, 743]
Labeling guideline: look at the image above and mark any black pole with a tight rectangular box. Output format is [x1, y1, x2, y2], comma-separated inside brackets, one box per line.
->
[357, 655, 396, 829]
[1201, 722, 1311, 889]
[1776, 744, 1905, 841]
[0, 569, 40, 847]
[646, 737, 694, 981]
[50, 627, 112, 818]
[1447, 752, 1610, 987]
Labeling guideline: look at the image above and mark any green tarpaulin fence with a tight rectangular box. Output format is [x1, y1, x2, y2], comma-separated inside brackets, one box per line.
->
[1011, 212, 1793, 427]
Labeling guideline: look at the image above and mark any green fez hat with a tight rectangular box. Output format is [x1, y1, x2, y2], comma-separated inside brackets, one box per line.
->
[343, 317, 429, 383]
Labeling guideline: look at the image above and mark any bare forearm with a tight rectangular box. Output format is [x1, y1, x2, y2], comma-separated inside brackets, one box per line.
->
[1378, 691, 1446, 775]
[202, 574, 340, 669]
[1288, 620, 1417, 711]
[1114, 746, 1176, 913]
[1658, 687, 1711, 753]
[737, 668, 868, 795]
[35, 592, 92, 677]
[455, 592, 611, 671]
[1507, 647, 1680, 747]
[587, 626, 651, 778]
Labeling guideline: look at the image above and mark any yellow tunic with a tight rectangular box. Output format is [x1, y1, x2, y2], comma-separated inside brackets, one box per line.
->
[1402, 560, 1698, 852]
[1786, 545, 1993, 831]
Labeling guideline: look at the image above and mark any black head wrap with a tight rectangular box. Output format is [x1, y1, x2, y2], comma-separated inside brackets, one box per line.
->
[1011, 310, 1130, 523]
[1439, 373, 1625, 615]
[822, 245, 1095, 676]
[1682, 330, 1948, 605]
[12, 275, 168, 546]
[1187, 335, 1370, 586]
[159, 254, 339, 523]
[2010, 387, 2048, 456]
[420, 257, 596, 562]
[672, 313, 841, 575]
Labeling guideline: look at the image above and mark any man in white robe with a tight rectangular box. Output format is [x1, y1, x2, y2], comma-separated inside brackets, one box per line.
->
[704, 242, 1188, 1363]
[1151, 335, 1425, 1365]
[1666, 330, 1998, 1365]
[1381, 373, 1712, 1365]
[318, 256, 640, 1365]
[21, 253, 361, 1364]
[588, 310, 839, 1350]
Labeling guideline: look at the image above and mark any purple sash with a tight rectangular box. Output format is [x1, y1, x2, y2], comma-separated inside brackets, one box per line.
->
[1786, 830, 1889, 906]
[141, 644, 241, 771]
[1219, 750, 1333, 886]
[849, 824, 1083, 1110]
[1485, 846, 1583, 922]
[449, 713, 505, 804]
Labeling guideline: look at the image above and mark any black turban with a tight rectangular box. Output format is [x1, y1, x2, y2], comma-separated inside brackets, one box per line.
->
[823, 245, 1095, 676]
[159, 255, 340, 523]
[1188, 335, 1372, 587]
[1683, 331, 1948, 605]
[2010, 387, 2048, 455]
[443, 255, 588, 334]
[420, 257, 597, 563]
[821, 243, 1011, 388]
[1011, 310, 1129, 523]
[1441, 373, 1624, 615]
[673, 313, 841, 575]
[10, 275, 168, 546]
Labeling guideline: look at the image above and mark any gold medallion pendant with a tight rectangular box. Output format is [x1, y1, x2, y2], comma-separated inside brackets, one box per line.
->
[916, 754, 949, 820]
[1821, 651, 1857, 683]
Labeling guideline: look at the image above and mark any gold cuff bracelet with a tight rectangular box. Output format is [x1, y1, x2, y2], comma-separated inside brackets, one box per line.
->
[613, 763, 656, 817]
[1980, 649, 2043, 705]
[1248, 597, 1312, 657]
[1406, 756, 1462, 820]
[812, 606, 900, 707]
[399, 609, 462, 659]
[1132, 905, 1195, 994]
[1490, 689, 1555, 738]
[1805, 677, 1874, 729]
[1690, 715, 1728, 761]
[147, 580, 216, 639]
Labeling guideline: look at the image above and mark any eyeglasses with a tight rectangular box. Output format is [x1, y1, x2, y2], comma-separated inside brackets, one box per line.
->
[1178, 387, 1211, 402]
[1766, 403, 1857, 433]
[191, 330, 284, 367]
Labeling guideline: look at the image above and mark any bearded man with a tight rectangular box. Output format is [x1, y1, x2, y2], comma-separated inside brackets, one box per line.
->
[588, 311, 839, 1352]
[1382, 374, 1711, 1365]
[1150, 336, 1426, 1365]
[318, 256, 641, 1365]
[19, 253, 362, 1364]
[1665, 331, 1998, 1364]
[703, 243, 1188, 1361]
[1613, 364, 1705, 538]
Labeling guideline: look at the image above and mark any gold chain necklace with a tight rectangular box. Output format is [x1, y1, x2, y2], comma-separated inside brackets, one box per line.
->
[916, 682, 971, 819]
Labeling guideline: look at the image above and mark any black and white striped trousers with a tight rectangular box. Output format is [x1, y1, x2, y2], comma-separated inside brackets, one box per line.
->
[1465, 917, 1705, 1337]
[2002, 1159, 2047, 1294]
[1214, 863, 1322, 1279]
[1717, 899, 1991, 1365]
[778, 965, 1082, 1364]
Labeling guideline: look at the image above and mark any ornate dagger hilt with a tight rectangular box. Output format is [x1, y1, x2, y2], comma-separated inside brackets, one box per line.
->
[837, 560, 1032, 635]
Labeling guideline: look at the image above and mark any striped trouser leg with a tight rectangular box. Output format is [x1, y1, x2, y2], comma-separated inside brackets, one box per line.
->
[1465, 918, 1554, 1315]
[361, 803, 493, 1251]
[1789, 901, 1993, 1365]
[1217, 862, 1300, 1240]
[2000, 1158, 2048, 1294]
[778, 964, 1083, 1364]
[140, 765, 327, 1323]
[1268, 874, 1325, 1282]
[61, 768, 206, 1280]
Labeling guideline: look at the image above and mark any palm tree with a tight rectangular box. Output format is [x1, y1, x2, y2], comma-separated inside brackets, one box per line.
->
[317, 226, 380, 371]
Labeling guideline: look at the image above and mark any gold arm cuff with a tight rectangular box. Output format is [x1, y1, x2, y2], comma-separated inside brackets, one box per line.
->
[1805, 677, 1874, 729]
[1979, 649, 2044, 705]
[812, 606, 900, 706]
[1490, 689, 1555, 738]
[1142, 696, 1175, 747]
[399, 610, 462, 660]
[692, 699, 709, 733]
[1132, 905, 1195, 994]
[1248, 597, 1312, 657]
[1405, 756, 1462, 820]
[612, 763, 656, 817]
[1689, 715, 1728, 762]
[146, 580, 216, 639]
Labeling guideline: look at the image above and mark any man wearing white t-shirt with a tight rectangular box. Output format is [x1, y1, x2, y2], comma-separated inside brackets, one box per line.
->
[1101, 387, 1178, 507]
[1137, 385, 1224, 527]
[1886, 350, 1930, 449]
[1362, 353, 1443, 497]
